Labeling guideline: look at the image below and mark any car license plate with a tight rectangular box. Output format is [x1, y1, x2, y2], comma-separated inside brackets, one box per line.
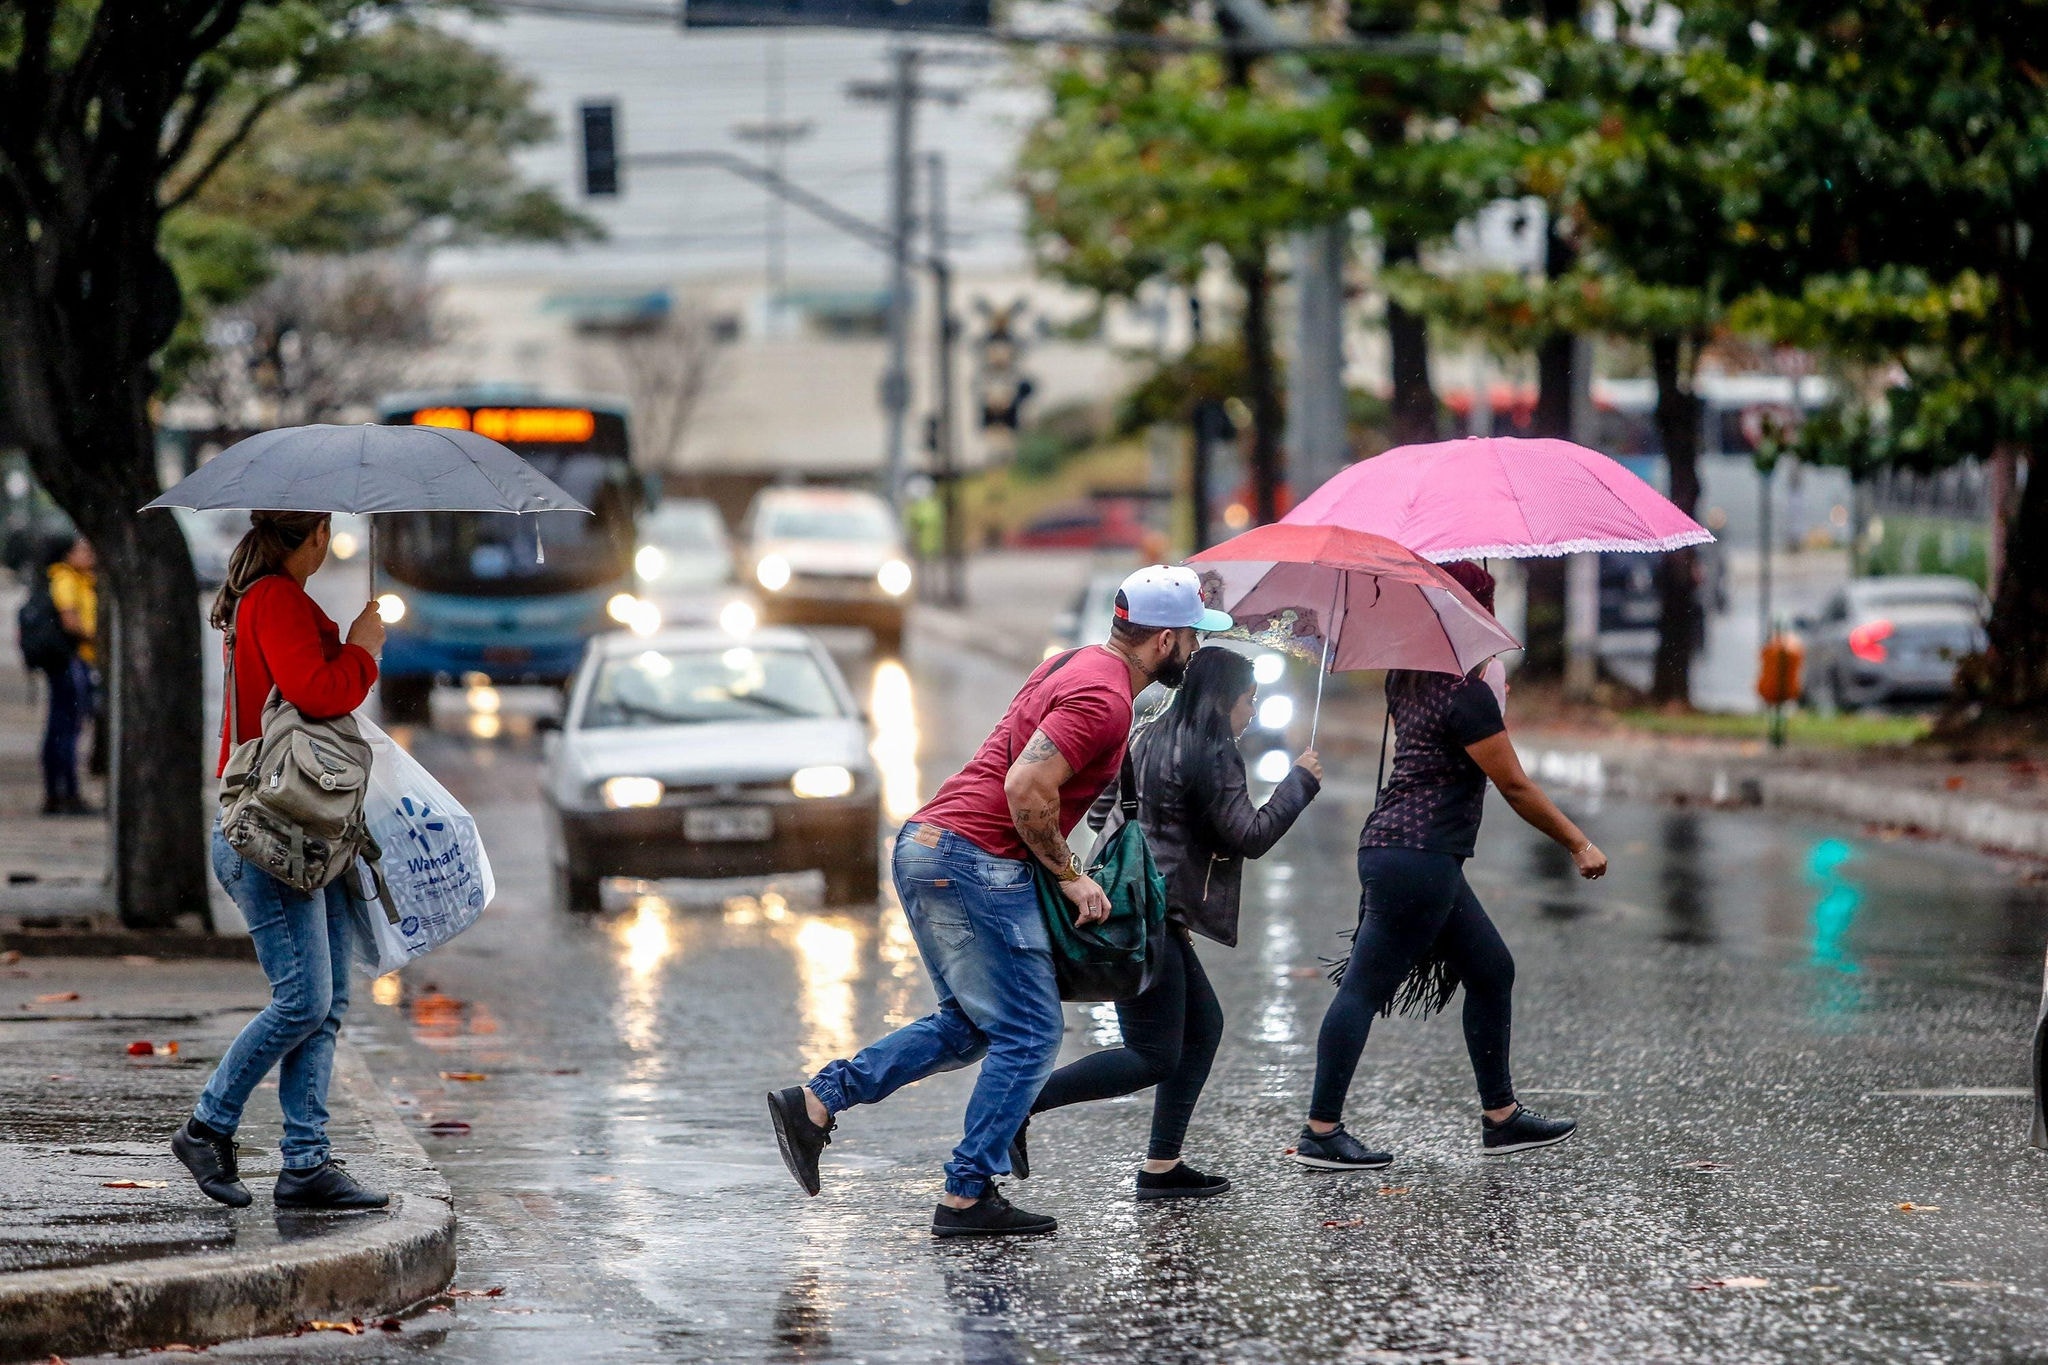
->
[684, 806, 773, 842]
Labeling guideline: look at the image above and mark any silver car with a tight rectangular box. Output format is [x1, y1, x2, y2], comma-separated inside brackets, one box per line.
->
[634, 498, 745, 629]
[541, 625, 880, 912]
[1800, 575, 1987, 710]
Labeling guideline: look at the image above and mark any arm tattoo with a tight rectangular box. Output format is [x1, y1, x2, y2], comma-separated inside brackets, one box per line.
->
[1014, 799, 1074, 875]
[1018, 730, 1061, 764]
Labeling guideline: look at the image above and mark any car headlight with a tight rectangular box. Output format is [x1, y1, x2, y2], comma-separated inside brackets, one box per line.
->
[607, 592, 641, 625]
[791, 765, 854, 799]
[375, 592, 407, 624]
[1257, 694, 1295, 731]
[719, 598, 758, 635]
[877, 558, 913, 597]
[1253, 652, 1285, 686]
[330, 531, 360, 561]
[756, 555, 792, 592]
[635, 545, 667, 582]
[1253, 749, 1293, 783]
[601, 776, 665, 809]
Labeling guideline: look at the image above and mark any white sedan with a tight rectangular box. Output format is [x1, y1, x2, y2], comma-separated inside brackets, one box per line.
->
[541, 626, 880, 912]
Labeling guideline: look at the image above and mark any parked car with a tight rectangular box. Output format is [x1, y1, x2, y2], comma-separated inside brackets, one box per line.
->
[542, 626, 881, 912]
[740, 487, 911, 655]
[1046, 570, 1301, 779]
[1799, 575, 1987, 709]
[1011, 498, 1152, 551]
[634, 497, 743, 628]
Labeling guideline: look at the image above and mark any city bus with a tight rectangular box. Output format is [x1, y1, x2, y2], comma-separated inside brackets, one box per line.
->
[372, 390, 643, 722]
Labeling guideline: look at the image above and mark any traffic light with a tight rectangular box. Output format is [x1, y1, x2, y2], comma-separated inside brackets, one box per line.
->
[580, 101, 620, 198]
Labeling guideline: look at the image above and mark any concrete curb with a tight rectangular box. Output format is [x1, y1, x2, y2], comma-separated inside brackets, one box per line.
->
[0, 1042, 456, 1363]
[909, 602, 1047, 672]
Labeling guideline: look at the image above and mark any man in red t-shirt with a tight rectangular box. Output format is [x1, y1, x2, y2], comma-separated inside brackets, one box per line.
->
[768, 566, 1231, 1237]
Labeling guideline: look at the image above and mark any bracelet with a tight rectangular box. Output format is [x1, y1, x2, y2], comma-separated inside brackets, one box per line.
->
[1571, 841, 1593, 856]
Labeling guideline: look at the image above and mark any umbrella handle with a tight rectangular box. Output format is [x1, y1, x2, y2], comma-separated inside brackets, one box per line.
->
[1309, 573, 1343, 748]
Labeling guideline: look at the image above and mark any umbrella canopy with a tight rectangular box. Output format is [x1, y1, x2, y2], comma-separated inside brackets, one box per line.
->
[1189, 523, 1520, 679]
[1283, 435, 1711, 561]
[143, 423, 590, 516]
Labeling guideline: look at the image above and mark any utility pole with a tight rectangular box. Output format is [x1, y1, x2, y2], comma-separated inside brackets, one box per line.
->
[926, 149, 963, 606]
[732, 37, 814, 335]
[882, 46, 918, 510]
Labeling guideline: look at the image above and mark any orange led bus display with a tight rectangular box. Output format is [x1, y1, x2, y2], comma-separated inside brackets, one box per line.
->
[408, 406, 598, 443]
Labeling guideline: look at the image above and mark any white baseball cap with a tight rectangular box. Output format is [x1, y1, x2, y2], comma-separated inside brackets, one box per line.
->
[1115, 565, 1235, 632]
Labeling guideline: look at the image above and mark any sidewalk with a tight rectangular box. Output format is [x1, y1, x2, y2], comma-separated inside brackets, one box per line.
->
[0, 953, 455, 1361]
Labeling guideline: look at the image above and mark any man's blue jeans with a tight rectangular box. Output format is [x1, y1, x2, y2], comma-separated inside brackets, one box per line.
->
[810, 824, 1064, 1199]
[194, 823, 355, 1171]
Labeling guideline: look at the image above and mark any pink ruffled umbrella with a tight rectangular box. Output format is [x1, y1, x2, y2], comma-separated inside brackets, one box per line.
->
[1188, 523, 1520, 742]
[1283, 435, 1713, 561]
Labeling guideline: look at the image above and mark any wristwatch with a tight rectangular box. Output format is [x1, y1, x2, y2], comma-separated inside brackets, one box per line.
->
[1053, 852, 1083, 883]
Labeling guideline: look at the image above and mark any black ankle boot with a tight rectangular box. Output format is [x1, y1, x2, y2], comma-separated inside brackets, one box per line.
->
[273, 1159, 390, 1210]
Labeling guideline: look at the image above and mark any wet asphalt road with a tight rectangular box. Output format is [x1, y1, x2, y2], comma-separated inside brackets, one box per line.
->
[95, 632, 2048, 1364]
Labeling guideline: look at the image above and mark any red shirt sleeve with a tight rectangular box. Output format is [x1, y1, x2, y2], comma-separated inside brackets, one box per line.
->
[249, 579, 377, 721]
[1036, 681, 1124, 775]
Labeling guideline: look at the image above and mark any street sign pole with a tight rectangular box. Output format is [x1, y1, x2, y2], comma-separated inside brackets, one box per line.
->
[927, 149, 963, 607]
[881, 46, 918, 512]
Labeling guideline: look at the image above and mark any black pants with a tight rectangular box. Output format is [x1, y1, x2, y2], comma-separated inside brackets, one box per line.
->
[1030, 931, 1223, 1161]
[1310, 847, 1517, 1122]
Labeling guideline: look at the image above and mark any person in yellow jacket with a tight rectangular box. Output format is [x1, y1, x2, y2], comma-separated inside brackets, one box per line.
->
[40, 536, 97, 816]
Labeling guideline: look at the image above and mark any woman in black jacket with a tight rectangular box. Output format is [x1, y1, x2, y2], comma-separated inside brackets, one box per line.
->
[1020, 646, 1320, 1200]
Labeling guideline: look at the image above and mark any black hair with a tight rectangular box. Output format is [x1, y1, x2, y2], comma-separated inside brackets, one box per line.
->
[1109, 589, 1176, 648]
[1143, 646, 1255, 765]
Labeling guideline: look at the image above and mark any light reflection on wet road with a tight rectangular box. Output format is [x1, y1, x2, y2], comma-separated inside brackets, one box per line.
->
[133, 636, 2048, 1364]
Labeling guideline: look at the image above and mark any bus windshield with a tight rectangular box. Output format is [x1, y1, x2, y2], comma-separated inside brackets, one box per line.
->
[382, 450, 639, 597]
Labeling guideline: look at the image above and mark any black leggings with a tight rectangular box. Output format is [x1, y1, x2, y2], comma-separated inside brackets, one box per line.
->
[1030, 932, 1223, 1161]
[1310, 847, 1517, 1122]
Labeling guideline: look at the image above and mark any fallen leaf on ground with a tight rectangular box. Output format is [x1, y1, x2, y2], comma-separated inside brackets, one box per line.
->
[47, 1074, 74, 1081]
[1896, 1202, 1941, 1213]
[152, 1345, 203, 1354]
[103, 1180, 169, 1189]
[425, 1119, 472, 1135]
[446, 1286, 506, 1299]
[304, 1320, 364, 1335]
[45, 1354, 70, 1364]
[1, 949, 21, 964]
[126, 1040, 154, 1056]
[439, 1071, 488, 1082]
[1690, 1276, 1770, 1291]
[1944, 775, 1967, 791]
[374, 1317, 404, 1332]
[1378, 1186, 1411, 1196]
[549, 1068, 582, 1076]
[35, 991, 79, 1003]
[1322, 1218, 1365, 1229]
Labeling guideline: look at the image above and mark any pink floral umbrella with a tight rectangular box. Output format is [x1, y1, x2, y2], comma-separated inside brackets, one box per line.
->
[1189, 523, 1520, 742]
[1282, 435, 1713, 561]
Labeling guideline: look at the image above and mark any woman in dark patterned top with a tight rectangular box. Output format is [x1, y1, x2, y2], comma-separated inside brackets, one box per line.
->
[1290, 561, 1609, 1171]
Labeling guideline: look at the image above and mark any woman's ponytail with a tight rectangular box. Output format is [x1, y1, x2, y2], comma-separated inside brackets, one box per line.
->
[210, 511, 330, 631]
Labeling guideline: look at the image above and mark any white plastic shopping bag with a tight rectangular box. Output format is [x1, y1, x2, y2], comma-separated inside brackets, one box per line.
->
[348, 715, 495, 977]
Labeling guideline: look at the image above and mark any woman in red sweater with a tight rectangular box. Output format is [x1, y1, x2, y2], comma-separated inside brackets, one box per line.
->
[172, 511, 391, 1212]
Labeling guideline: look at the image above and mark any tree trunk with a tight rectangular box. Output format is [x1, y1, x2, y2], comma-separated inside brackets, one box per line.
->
[1521, 218, 1580, 681]
[1383, 237, 1438, 446]
[1649, 333, 1704, 704]
[1235, 249, 1285, 525]
[1986, 444, 2048, 708]
[0, 225, 210, 931]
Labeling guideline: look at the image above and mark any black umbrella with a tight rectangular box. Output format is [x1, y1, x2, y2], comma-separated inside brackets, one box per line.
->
[143, 423, 590, 517]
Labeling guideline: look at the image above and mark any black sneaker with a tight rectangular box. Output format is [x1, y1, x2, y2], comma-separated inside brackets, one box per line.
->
[172, 1117, 252, 1208]
[273, 1159, 390, 1210]
[1482, 1104, 1577, 1155]
[1008, 1119, 1030, 1180]
[931, 1185, 1056, 1238]
[1287, 1124, 1393, 1171]
[767, 1085, 833, 1197]
[1135, 1162, 1230, 1201]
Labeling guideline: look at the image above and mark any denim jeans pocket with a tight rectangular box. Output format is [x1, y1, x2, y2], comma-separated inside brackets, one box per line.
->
[210, 830, 246, 890]
[909, 878, 975, 951]
[970, 857, 1033, 892]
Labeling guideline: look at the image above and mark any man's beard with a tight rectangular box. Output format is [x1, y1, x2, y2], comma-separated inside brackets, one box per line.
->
[1152, 650, 1189, 690]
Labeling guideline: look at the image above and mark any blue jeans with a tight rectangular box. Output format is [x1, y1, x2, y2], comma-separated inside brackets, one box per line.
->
[40, 657, 91, 805]
[195, 823, 355, 1170]
[810, 824, 1064, 1199]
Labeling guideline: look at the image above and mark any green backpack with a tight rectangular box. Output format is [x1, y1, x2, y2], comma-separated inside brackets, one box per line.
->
[1035, 750, 1170, 1002]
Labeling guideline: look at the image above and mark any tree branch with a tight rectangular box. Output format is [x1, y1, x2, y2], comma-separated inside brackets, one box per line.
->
[159, 70, 229, 179]
[159, 83, 293, 213]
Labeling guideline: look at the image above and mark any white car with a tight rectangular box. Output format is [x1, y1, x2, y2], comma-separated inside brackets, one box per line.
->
[541, 626, 880, 912]
[740, 486, 912, 655]
[634, 498, 742, 627]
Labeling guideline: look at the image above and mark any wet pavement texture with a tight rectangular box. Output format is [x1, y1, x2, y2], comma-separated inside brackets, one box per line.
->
[0, 960, 411, 1276]
[68, 633, 2048, 1364]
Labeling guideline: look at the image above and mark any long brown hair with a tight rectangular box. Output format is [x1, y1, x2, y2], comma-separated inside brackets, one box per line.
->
[210, 511, 329, 631]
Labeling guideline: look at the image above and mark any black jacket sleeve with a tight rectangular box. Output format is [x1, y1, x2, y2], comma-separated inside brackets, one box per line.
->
[1200, 749, 1320, 859]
